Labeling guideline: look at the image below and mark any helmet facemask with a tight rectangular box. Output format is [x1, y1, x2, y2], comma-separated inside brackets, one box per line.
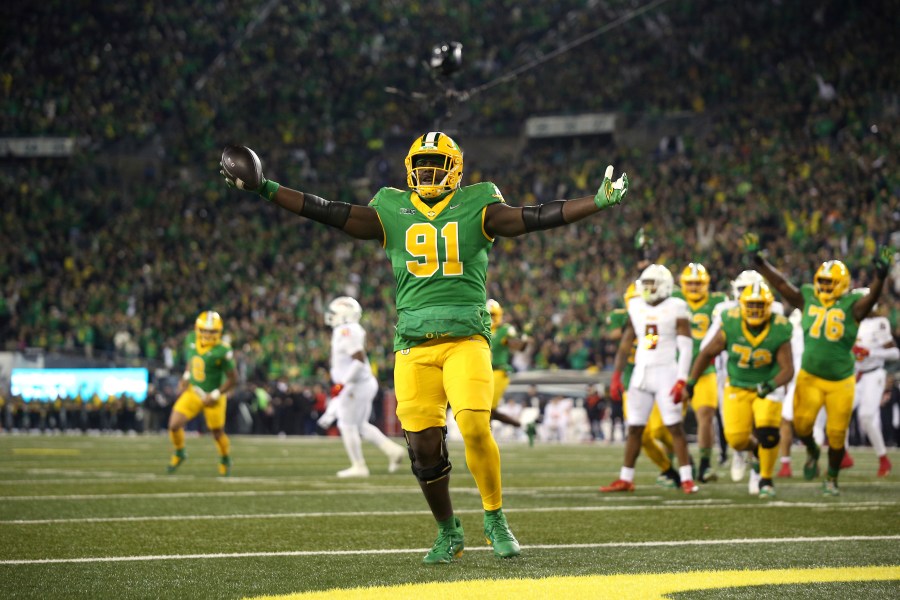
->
[405, 132, 463, 199]
[325, 296, 362, 327]
[814, 260, 849, 304]
[680, 263, 710, 302]
[195, 311, 223, 351]
[639, 264, 674, 304]
[739, 283, 773, 327]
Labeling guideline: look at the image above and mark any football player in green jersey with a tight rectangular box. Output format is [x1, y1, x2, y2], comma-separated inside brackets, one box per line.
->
[168, 311, 238, 476]
[221, 132, 628, 563]
[744, 233, 893, 495]
[675, 263, 728, 483]
[486, 299, 525, 428]
[685, 282, 793, 498]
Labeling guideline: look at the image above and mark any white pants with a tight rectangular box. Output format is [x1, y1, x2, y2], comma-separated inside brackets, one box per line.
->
[853, 367, 888, 455]
[625, 363, 682, 427]
[336, 378, 379, 427]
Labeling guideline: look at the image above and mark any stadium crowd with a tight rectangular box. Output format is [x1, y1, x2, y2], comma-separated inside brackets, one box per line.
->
[2, 1, 899, 432]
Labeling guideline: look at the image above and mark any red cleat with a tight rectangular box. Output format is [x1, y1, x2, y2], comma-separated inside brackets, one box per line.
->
[776, 462, 793, 478]
[877, 455, 892, 478]
[681, 480, 699, 494]
[600, 479, 635, 493]
[840, 451, 854, 470]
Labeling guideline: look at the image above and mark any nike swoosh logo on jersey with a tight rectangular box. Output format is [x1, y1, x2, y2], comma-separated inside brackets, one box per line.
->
[448, 204, 461, 210]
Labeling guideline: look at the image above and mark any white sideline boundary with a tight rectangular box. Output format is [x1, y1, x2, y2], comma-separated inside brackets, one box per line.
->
[2, 535, 898, 566]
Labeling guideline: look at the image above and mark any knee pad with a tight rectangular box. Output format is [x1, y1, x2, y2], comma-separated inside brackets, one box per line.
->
[756, 427, 780, 449]
[404, 427, 452, 484]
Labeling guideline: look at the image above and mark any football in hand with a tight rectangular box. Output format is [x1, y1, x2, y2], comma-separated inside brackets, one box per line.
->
[221, 145, 263, 190]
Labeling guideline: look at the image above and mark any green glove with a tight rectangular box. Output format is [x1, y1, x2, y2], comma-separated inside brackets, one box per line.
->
[744, 232, 763, 265]
[756, 380, 775, 398]
[874, 246, 895, 278]
[634, 227, 653, 251]
[594, 166, 628, 209]
[220, 145, 280, 201]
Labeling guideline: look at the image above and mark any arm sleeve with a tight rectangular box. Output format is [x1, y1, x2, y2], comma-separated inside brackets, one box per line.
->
[869, 346, 900, 362]
[343, 359, 369, 384]
[676, 334, 693, 381]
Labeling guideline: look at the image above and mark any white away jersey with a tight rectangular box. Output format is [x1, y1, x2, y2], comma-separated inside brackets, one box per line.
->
[628, 296, 690, 367]
[330, 323, 374, 384]
[855, 316, 895, 372]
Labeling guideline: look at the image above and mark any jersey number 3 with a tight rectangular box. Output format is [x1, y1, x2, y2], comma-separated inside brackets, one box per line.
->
[406, 222, 462, 277]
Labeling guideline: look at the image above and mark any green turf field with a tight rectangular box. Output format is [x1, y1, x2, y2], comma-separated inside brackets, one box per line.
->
[1, 433, 898, 599]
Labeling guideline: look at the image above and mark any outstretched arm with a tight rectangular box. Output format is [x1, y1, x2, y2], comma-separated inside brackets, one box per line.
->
[743, 233, 804, 308]
[853, 246, 895, 321]
[220, 145, 383, 241]
[484, 166, 628, 238]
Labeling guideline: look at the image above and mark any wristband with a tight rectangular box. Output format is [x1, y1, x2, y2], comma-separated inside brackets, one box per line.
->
[259, 179, 280, 202]
[209, 389, 221, 401]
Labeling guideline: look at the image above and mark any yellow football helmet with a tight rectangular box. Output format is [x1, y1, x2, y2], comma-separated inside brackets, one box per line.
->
[814, 260, 850, 304]
[195, 310, 223, 350]
[739, 282, 774, 327]
[487, 298, 503, 329]
[624, 282, 639, 306]
[405, 131, 463, 199]
[680, 263, 710, 302]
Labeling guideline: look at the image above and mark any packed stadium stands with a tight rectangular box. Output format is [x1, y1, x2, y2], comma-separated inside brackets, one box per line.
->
[2, 0, 899, 436]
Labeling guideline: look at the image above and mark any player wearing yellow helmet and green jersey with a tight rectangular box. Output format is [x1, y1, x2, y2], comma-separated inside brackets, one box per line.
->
[686, 282, 794, 498]
[673, 263, 727, 482]
[485, 299, 525, 428]
[220, 130, 629, 564]
[168, 311, 237, 477]
[744, 232, 893, 495]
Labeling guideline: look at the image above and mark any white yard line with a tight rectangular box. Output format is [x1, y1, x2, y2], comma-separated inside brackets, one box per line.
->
[2, 535, 898, 566]
[2, 500, 897, 525]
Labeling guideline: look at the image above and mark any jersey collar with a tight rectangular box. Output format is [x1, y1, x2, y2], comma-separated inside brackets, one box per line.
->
[410, 190, 457, 220]
[741, 320, 771, 347]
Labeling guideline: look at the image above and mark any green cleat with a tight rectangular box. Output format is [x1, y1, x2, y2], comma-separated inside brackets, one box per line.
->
[803, 447, 821, 481]
[655, 473, 677, 488]
[167, 449, 186, 474]
[423, 517, 465, 564]
[218, 455, 232, 477]
[483, 509, 520, 558]
[758, 484, 776, 499]
[823, 478, 840, 497]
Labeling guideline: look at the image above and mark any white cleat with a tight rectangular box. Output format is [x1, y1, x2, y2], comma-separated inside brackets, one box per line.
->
[388, 450, 405, 474]
[748, 468, 761, 496]
[337, 465, 370, 478]
[731, 451, 747, 482]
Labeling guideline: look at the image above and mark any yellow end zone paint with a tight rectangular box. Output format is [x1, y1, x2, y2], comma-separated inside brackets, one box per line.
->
[247, 566, 900, 600]
[11, 448, 81, 456]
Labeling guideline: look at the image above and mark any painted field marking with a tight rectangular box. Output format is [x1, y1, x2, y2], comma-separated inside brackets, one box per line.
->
[2, 535, 898, 565]
[245, 566, 900, 600]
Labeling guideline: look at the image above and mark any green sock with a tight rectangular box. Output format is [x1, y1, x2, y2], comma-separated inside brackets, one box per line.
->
[437, 516, 457, 529]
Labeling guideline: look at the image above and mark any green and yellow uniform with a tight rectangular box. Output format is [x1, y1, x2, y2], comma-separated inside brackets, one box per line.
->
[371, 183, 502, 431]
[172, 341, 236, 430]
[718, 307, 792, 481]
[490, 322, 517, 408]
[719, 308, 792, 447]
[794, 285, 865, 447]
